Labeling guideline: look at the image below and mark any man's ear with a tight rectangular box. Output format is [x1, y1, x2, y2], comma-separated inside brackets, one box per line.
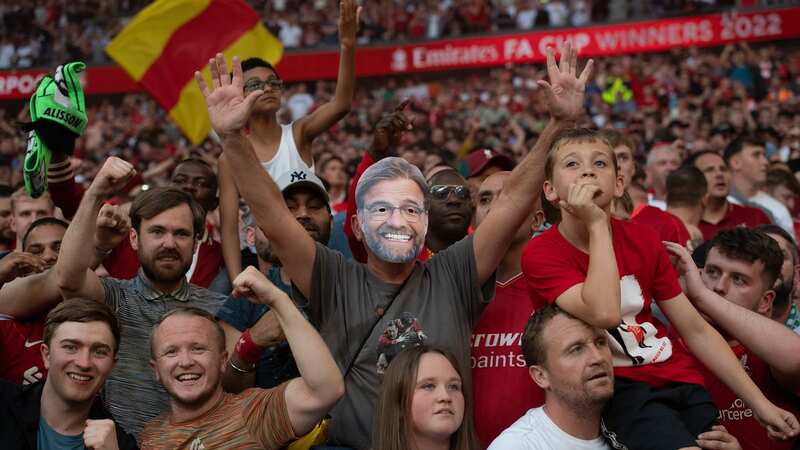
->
[129, 228, 139, 251]
[528, 364, 550, 390]
[245, 226, 256, 248]
[614, 173, 625, 198]
[150, 359, 161, 384]
[532, 210, 545, 232]
[757, 289, 776, 317]
[351, 213, 363, 243]
[40, 343, 50, 370]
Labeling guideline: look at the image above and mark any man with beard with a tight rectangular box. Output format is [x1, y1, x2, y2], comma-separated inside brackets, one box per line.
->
[0, 299, 138, 450]
[0, 186, 15, 254]
[0, 214, 128, 385]
[103, 157, 224, 289]
[6, 157, 228, 435]
[217, 168, 332, 392]
[688, 150, 771, 241]
[423, 169, 474, 258]
[196, 42, 591, 448]
[140, 268, 343, 449]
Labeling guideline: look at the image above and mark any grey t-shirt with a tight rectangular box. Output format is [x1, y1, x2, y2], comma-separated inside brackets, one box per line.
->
[294, 235, 494, 449]
[100, 272, 227, 436]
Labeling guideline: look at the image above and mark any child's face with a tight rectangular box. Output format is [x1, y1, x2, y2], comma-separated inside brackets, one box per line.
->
[544, 141, 624, 211]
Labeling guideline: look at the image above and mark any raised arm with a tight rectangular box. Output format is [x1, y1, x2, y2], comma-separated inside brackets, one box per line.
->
[55, 157, 136, 303]
[666, 242, 800, 393]
[473, 43, 594, 283]
[232, 267, 344, 436]
[294, 0, 359, 150]
[218, 155, 244, 281]
[196, 54, 316, 298]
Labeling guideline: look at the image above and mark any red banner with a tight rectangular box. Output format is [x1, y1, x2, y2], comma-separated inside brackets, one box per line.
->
[2, 6, 800, 101]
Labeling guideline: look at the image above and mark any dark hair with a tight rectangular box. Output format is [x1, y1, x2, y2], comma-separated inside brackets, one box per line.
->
[723, 135, 763, 164]
[44, 299, 121, 354]
[319, 155, 345, 174]
[129, 187, 205, 237]
[685, 150, 725, 169]
[756, 224, 797, 256]
[666, 165, 708, 208]
[708, 228, 784, 290]
[522, 304, 577, 367]
[756, 224, 798, 317]
[373, 345, 479, 450]
[544, 128, 617, 181]
[173, 157, 217, 185]
[765, 168, 800, 196]
[0, 184, 14, 198]
[22, 217, 68, 249]
[241, 57, 280, 79]
[150, 307, 225, 359]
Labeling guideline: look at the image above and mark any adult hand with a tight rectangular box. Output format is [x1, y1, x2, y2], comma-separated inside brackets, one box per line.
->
[696, 425, 742, 450]
[753, 401, 800, 441]
[195, 53, 263, 137]
[83, 419, 119, 450]
[95, 203, 130, 254]
[0, 252, 47, 283]
[250, 310, 285, 347]
[232, 266, 290, 308]
[338, 0, 361, 49]
[559, 181, 606, 226]
[88, 157, 136, 199]
[370, 99, 412, 158]
[664, 241, 706, 300]
[538, 42, 594, 122]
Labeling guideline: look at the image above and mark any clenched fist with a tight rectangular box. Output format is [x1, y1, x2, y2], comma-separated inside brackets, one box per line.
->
[89, 157, 136, 199]
[83, 419, 119, 450]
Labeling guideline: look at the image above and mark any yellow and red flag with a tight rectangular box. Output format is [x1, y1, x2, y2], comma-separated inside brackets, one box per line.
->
[106, 0, 283, 144]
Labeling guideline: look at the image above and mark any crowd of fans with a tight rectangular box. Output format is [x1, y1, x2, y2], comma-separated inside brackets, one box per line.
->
[4, 1, 800, 448]
[0, 0, 743, 69]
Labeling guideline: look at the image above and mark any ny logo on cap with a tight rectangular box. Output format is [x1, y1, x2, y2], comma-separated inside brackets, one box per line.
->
[290, 171, 307, 182]
[483, 149, 493, 158]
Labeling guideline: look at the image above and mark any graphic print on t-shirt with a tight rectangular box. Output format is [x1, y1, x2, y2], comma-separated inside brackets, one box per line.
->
[606, 275, 671, 367]
[376, 312, 427, 374]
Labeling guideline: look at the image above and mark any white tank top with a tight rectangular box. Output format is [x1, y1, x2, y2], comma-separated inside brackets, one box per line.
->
[260, 122, 314, 179]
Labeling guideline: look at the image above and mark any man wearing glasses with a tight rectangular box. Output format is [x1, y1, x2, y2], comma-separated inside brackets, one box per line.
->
[196, 42, 593, 449]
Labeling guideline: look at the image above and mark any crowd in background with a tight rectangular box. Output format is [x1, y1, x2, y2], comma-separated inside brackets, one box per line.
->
[0, 0, 745, 69]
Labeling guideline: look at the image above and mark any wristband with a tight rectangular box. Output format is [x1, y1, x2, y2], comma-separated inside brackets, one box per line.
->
[235, 329, 265, 365]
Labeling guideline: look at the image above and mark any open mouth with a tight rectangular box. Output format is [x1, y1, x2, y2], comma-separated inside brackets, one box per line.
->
[586, 371, 609, 382]
[381, 232, 412, 242]
[67, 372, 93, 384]
[176, 373, 202, 384]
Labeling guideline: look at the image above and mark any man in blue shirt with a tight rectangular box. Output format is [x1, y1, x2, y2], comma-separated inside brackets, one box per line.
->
[217, 168, 333, 392]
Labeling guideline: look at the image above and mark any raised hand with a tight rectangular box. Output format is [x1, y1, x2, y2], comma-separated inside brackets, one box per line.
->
[0, 252, 47, 283]
[338, 0, 361, 48]
[370, 99, 412, 158]
[83, 419, 119, 450]
[88, 157, 135, 199]
[753, 402, 800, 442]
[664, 241, 706, 300]
[195, 53, 263, 137]
[559, 181, 606, 225]
[95, 203, 130, 253]
[232, 266, 290, 307]
[538, 42, 594, 122]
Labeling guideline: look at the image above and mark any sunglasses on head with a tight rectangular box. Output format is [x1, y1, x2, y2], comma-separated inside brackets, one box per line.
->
[243, 76, 284, 93]
[429, 185, 470, 200]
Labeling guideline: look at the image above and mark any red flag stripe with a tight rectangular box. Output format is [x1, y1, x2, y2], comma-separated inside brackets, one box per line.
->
[139, 0, 259, 111]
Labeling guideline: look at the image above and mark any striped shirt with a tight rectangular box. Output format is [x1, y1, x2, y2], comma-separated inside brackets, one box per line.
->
[139, 383, 295, 450]
[101, 271, 227, 436]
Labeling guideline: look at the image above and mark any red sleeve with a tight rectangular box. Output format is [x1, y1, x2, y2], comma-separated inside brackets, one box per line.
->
[48, 178, 84, 220]
[671, 215, 690, 247]
[103, 237, 140, 280]
[750, 207, 772, 226]
[521, 232, 586, 310]
[343, 153, 374, 263]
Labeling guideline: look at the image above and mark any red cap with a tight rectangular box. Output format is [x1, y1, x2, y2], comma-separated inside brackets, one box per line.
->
[462, 148, 515, 178]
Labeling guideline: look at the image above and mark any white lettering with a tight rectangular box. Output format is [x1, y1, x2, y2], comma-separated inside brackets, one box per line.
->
[539, 33, 591, 54]
[412, 44, 499, 69]
[503, 38, 535, 60]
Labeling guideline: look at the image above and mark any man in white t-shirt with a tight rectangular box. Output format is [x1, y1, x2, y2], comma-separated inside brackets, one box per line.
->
[489, 304, 616, 450]
[489, 305, 743, 450]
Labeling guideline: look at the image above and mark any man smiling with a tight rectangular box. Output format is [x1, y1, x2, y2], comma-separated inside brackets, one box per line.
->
[196, 42, 592, 448]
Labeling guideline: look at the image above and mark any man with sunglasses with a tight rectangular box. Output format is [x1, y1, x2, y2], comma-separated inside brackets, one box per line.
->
[217, 0, 361, 285]
[424, 169, 474, 259]
[196, 43, 593, 449]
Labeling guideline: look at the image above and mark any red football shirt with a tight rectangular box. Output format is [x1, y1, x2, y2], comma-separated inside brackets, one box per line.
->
[471, 273, 544, 447]
[521, 219, 705, 387]
[699, 202, 771, 241]
[0, 316, 46, 384]
[631, 205, 691, 246]
[703, 344, 799, 450]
